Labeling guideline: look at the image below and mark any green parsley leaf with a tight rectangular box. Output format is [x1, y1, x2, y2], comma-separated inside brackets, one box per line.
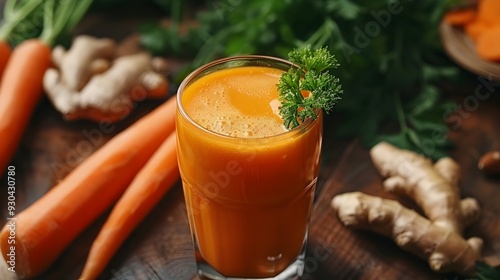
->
[278, 45, 343, 129]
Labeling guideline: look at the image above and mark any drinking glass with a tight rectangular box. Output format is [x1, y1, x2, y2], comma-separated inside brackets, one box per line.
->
[176, 56, 323, 279]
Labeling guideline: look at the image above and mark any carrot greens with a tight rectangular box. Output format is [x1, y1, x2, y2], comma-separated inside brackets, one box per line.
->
[0, 0, 43, 41]
[39, 0, 93, 46]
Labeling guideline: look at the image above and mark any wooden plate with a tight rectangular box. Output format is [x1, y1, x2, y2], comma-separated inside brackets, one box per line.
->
[439, 20, 500, 81]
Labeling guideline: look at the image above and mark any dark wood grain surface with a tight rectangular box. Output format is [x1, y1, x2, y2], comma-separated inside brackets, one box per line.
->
[1, 3, 500, 280]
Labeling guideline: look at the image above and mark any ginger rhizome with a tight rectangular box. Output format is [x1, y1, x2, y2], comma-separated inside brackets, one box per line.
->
[331, 192, 482, 276]
[331, 141, 485, 277]
[43, 35, 169, 123]
[369, 142, 480, 234]
[51, 35, 116, 91]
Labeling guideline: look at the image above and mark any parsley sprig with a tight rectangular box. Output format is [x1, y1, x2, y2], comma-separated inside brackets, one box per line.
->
[277, 46, 343, 129]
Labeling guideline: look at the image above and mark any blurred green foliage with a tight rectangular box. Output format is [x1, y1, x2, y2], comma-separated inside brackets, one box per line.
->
[141, 0, 464, 159]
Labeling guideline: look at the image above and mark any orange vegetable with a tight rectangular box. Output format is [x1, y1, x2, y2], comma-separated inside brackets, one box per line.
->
[476, 25, 500, 62]
[445, 0, 500, 62]
[0, 95, 177, 278]
[476, 0, 500, 25]
[0, 0, 92, 172]
[0, 0, 45, 79]
[0, 39, 51, 172]
[0, 41, 11, 79]
[79, 132, 179, 279]
[465, 20, 492, 42]
[444, 9, 476, 26]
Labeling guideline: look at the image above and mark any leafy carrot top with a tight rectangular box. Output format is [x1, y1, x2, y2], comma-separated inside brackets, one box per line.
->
[277, 46, 343, 129]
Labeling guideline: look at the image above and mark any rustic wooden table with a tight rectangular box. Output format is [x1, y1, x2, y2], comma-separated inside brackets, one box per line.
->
[1, 3, 500, 280]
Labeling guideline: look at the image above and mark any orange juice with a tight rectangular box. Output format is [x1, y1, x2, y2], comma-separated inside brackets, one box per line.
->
[176, 56, 322, 278]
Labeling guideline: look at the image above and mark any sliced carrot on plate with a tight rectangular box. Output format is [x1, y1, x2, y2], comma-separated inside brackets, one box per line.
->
[465, 20, 493, 42]
[444, 9, 477, 26]
[476, 25, 500, 62]
[476, 0, 500, 25]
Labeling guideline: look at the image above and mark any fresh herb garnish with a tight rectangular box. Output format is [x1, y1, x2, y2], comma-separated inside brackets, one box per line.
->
[277, 46, 343, 129]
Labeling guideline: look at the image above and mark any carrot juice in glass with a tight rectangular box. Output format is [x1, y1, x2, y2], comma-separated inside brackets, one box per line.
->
[176, 56, 323, 279]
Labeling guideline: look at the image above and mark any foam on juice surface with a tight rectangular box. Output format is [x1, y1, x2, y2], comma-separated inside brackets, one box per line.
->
[182, 66, 288, 138]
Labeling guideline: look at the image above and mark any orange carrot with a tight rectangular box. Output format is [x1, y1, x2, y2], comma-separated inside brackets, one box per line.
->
[0, 0, 45, 79]
[465, 20, 492, 42]
[458, 0, 500, 60]
[476, 25, 500, 62]
[476, 0, 500, 25]
[0, 95, 177, 278]
[444, 9, 476, 26]
[79, 132, 179, 279]
[0, 41, 11, 79]
[0, 0, 93, 171]
[445, 0, 500, 60]
[0, 39, 51, 172]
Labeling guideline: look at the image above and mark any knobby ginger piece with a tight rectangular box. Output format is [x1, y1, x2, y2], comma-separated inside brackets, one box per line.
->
[433, 157, 481, 227]
[331, 192, 482, 277]
[331, 143, 487, 277]
[52, 35, 116, 91]
[44, 35, 169, 123]
[369, 141, 480, 234]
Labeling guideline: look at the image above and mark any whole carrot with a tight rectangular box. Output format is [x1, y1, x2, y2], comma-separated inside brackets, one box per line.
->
[0, 0, 45, 79]
[80, 132, 179, 279]
[0, 39, 52, 171]
[0, 95, 177, 278]
[0, 0, 93, 171]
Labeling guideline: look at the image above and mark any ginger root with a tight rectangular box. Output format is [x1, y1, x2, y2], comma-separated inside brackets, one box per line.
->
[44, 35, 169, 123]
[331, 192, 482, 277]
[52, 35, 116, 91]
[331, 142, 487, 277]
[369, 141, 480, 234]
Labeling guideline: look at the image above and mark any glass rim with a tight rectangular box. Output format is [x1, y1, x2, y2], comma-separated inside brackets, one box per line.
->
[176, 55, 321, 141]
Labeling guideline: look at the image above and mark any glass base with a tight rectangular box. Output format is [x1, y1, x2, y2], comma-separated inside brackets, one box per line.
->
[194, 239, 306, 280]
